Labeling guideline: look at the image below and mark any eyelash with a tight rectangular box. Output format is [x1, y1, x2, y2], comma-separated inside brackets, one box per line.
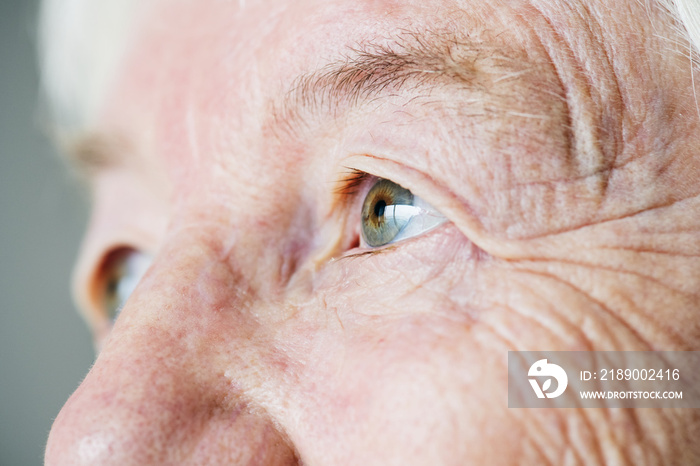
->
[331, 168, 370, 254]
[334, 168, 369, 197]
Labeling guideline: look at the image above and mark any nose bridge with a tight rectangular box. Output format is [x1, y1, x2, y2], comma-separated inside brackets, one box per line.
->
[110, 227, 253, 369]
[123, 229, 254, 336]
[45, 231, 297, 464]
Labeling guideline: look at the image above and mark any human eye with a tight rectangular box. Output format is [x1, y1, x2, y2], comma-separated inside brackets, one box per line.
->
[360, 177, 447, 248]
[98, 248, 152, 323]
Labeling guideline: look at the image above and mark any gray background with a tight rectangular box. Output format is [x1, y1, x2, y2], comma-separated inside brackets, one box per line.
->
[1, 0, 95, 464]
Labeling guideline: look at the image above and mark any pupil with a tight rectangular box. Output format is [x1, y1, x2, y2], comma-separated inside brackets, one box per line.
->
[374, 199, 387, 218]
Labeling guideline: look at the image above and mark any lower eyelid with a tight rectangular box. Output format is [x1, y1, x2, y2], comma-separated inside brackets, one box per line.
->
[340, 217, 451, 261]
[337, 244, 396, 260]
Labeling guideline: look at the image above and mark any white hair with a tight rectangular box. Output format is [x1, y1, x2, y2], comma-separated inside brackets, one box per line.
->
[38, 0, 140, 136]
[668, 0, 700, 53]
[38, 0, 700, 136]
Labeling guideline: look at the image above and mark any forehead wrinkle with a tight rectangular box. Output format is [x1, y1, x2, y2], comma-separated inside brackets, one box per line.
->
[271, 27, 523, 136]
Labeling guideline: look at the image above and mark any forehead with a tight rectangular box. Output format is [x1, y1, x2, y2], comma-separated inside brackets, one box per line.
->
[48, 0, 685, 141]
[86, 0, 534, 165]
[88, 0, 481, 174]
[98, 0, 467, 120]
[61, 0, 695, 226]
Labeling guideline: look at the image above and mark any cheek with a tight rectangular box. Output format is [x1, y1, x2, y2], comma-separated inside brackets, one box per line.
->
[281, 304, 548, 464]
[281, 286, 615, 465]
[269, 225, 614, 462]
[266, 227, 492, 460]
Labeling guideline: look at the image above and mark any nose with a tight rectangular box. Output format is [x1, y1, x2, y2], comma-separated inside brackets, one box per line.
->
[45, 235, 299, 465]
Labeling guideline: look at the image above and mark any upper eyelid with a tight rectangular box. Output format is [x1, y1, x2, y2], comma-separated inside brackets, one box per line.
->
[331, 164, 437, 219]
[336, 154, 460, 215]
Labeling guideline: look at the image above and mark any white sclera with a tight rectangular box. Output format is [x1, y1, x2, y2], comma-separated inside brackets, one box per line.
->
[385, 196, 447, 244]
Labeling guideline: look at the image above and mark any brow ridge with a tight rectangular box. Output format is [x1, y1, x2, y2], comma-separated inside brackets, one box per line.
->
[275, 28, 513, 132]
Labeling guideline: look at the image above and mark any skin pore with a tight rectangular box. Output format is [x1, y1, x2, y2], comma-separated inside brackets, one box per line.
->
[45, 0, 700, 464]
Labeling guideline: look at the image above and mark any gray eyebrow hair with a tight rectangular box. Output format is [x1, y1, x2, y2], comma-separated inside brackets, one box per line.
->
[61, 131, 132, 179]
[64, 30, 522, 176]
[274, 29, 518, 132]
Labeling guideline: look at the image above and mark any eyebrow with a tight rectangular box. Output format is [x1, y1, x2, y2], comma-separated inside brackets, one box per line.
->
[65, 30, 522, 175]
[274, 29, 518, 133]
[61, 130, 132, 179]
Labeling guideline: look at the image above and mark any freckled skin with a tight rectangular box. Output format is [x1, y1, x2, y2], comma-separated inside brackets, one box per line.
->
[46, 0, 700, 464]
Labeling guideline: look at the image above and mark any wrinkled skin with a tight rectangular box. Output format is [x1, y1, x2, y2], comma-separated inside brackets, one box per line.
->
[45, 0, 700, 464]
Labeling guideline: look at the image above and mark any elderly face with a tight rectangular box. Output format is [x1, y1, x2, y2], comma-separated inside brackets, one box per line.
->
[45, 0, 700, 464]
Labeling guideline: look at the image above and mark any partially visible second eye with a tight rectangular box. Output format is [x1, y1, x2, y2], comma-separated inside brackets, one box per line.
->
[101, 249, 152, 322]
[361, 178, 446, 247]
